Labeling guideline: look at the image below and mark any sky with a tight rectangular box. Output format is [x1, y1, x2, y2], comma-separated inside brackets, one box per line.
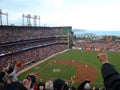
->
[0, 0, 120, 31]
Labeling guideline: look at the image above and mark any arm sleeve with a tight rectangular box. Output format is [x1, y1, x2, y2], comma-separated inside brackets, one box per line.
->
[102, 63, 120, 90]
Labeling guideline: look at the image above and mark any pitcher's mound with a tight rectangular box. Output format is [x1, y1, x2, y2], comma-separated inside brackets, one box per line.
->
[53, 69, 61, 72]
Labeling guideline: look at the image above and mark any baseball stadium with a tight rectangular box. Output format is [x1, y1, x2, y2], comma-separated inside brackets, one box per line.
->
[0, 24, 120, 90]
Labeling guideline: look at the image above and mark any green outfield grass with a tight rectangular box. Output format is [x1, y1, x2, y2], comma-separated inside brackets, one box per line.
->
[40, 64, 76, 80]
[18, 49, 120, 87]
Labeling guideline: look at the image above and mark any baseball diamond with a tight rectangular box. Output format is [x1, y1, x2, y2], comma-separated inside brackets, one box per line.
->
[18, 49, 120, 88]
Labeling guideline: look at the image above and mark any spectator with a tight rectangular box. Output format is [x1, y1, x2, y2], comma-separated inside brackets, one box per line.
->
[5, 63, 21, 84]
[97, 48, 120, 90]
[71, 86, 76, 90]
[23, 78, 32, 90]
[0, 64, 27, 90]
[0, 84, 6, 90]
[0, 68, 7, 83]
[38, 81, 45, 90]
[45, 79, 53, 90]
[6, 81, 27, 90]
[25, 74, 36, 90]
[0, 64, 10, 84]
[78, 80, 91, 90]
[64, 81, 69, 90]
[53, 78, 65, 90]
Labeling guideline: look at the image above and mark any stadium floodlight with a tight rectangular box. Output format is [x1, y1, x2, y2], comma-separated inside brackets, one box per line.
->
[0, 9, 8, 25]
[0, 9, 8, 15]
[0, 10, 2, 25]
[32, 15, 40, 26]
[27, 14, 31, 18]
[0, 9, 7, 15]
[24, 14, 31, 18]
[22, 14, 24, 17]
[22, 14, 24, 26]
[0, 9, 2, 14]
[23, 14, 31, 18]
[37, 16, 40, 19]
[38, 16, 40, 26]
[33, 15, 37, 19]
[33, 15, 38, 26]
[22, 13, 40, 26]
[22, 14, 32, 26]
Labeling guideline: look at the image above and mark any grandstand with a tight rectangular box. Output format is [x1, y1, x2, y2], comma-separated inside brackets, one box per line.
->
[0, 26, 73, 71]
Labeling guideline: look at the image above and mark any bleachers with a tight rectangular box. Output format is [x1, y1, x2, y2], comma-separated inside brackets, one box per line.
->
[0, 26, 71, 44]
[0, 26, 72, 70]
[74, 40, 120, 51]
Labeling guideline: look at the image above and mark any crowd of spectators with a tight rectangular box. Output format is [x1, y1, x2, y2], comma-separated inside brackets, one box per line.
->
[0, 26, 73, 89]
[74, 40, 120, 51]
[0, 26, 70, 70]
[0, 38, 67, 55]
[0, 26, 71, 90]
[0, 26, 72, 90]
[0, 44, 67, 71]
[0, 26, 71, 44]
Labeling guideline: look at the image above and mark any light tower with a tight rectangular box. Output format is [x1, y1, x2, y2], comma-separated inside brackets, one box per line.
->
[27, 14, 31, 26]
[0, 9, 8, 25]
[33, 15, 37, 26]
[22, 14, 40, 26]
[38, 16, 40, 27]
[22, 14, 24, 26]
[32, 15, 40, 26]
[22, 14, 32, 26]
